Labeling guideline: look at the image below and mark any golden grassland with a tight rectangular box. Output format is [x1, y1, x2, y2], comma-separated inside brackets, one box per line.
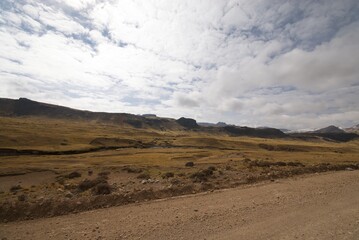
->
[1, 116, 359, 175]
[1, 116, 359, 221]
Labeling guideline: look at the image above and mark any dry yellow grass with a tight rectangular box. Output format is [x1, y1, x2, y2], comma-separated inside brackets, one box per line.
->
[0, 116, 358, 174]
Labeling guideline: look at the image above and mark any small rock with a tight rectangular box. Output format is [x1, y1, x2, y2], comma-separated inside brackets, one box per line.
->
[346, 167, 354, 171]
[141, 180, 148, 184]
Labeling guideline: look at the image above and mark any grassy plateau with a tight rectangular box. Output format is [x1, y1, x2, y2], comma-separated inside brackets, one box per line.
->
[0, 116, 358, 221]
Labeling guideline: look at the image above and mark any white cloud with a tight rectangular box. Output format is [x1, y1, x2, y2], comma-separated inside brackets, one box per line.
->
[0, 0, 358, 129]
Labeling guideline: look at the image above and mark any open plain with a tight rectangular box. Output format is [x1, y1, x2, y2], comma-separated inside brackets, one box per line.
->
[0, 115, 359, 225]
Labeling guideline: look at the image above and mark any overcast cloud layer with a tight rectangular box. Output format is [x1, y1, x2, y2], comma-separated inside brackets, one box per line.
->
[1, 0, 359, 130]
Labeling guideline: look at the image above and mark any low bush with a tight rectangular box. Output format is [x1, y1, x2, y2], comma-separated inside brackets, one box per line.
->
[162, 172, 174, 179]
[10, 185, 22, 192]
[93, 183, 111, 195]
[123, 166, 143, 173]
[67, 171, 81, 179]
[185, 162, 194, 167]
[137, 172, 150, 179]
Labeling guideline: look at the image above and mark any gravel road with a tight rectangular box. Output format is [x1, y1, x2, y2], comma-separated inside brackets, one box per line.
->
[1, 170, 359, 240]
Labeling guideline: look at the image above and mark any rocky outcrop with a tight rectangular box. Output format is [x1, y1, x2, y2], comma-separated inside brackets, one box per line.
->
[176, 117, 199, 129]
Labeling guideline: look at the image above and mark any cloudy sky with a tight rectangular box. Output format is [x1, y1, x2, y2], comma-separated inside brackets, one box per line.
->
[1, 0, 359, 130]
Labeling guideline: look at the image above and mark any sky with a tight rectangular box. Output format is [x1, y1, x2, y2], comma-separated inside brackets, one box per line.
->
[1, 0, 359, 130]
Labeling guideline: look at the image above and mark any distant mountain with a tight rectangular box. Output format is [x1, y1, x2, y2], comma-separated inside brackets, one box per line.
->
[2, 97, 357, 141]
[279, 128, 292, 133]
[345, 124, 359, 134]
[198, 122, 228, 127]
[0, 98, 181, 130]
[290, 125, 359, 142]
[224, 126, 286, 138]
[141, 114, 157, 118]
[312, 125, 345, 134]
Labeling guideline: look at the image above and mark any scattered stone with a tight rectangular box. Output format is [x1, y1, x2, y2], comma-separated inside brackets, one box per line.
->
[346, 167, 354, 171]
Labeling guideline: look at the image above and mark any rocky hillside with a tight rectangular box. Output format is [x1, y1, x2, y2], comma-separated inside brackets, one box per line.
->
[312, 125, 345, 133]
[4, 98, 356, 141]
[345, 124, 359, 134]
[0, 98, 180, 130]
[224, 126, 286, 138]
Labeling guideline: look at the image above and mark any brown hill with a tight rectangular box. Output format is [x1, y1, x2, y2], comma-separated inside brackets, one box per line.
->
[0, 97, 304, 139]
[312, 125, 345, 134]
[345, 124, 359, 134]
[0, 98, 180, 130]
[224, 126, 286, 138]
[290, 124, 359, 142]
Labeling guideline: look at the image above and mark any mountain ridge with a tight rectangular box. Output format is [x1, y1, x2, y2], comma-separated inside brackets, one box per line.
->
[1, 97, 358, 142]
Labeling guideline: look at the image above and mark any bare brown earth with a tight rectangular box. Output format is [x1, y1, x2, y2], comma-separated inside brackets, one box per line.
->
[1, 170, 358, 240]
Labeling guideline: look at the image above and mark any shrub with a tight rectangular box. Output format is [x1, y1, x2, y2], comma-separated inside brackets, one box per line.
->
[17, 194, 26, 201]
[207, 166, 216, 171]
[185, 162, 194, 167]
[123, 166, 143, 173]
[78, 177, 108, 192]
[78, 179, 97, 191]
[93, 183, 111, 195]
[137, 172, 150, 179]
[98, 171, 110, 180]
[190, 168, 214, 182]
[10, 185, 22, 192]
[170, 178, 181, 185]
[67, 171, 81, 179]
[162, 172, 174, 179]
[287, 162, 305, 167]
[274, 161, 287, 166]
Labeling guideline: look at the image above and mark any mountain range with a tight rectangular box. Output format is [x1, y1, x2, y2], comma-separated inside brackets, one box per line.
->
[0, 97, 358, 142]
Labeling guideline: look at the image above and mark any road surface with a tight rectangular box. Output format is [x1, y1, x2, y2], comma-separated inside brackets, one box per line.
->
[1, 170, 359, 240]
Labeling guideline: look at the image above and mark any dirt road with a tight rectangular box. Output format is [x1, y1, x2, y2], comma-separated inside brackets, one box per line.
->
[1, 170, 359, 240]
